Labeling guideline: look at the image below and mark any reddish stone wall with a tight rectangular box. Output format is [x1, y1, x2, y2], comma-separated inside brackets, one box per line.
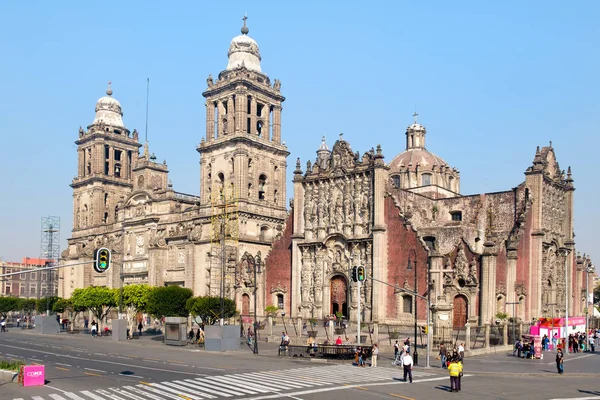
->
[264, 211, 293, 315]
[385, 197, 429, 320]
[516, 207, 533, 320]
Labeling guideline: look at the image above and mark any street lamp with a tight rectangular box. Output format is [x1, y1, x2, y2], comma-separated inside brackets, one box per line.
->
[560, 247, 571, 354]
[585, 263, 595, 350]
[546, 303, 558, 349]
[247, 255, 261, 355]
[407, 249, 418, 365]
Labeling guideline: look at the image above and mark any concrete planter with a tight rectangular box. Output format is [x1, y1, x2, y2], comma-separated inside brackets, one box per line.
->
[0, 369, 19, 383]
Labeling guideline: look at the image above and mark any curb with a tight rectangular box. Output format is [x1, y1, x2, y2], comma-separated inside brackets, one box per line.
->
[0, 369, 18, 383]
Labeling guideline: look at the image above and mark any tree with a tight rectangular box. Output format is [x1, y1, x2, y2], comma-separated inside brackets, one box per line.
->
[265, 305, 278, 318]
[71, 286, 117, 330]
[116, 284, 151, 336]
[144, 286, 192, 318]
[187, 296, 237, 326]
[53, 298, 87, 330]
[0, 297, 22, 316]
[36, 296, 60, 315]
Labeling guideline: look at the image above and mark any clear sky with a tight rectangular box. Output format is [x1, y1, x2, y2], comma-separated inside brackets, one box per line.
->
[0, 1, 598, 263]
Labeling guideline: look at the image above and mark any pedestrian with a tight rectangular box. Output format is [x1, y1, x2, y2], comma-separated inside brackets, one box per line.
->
[590, 335, 595, 353]
[458, 342, 465, 362]
[16, 317, 20, 328]
[404, 337, 411, 354]
[448, 356, 463, 392]
[552, 333, 558, 350]
[138, 321, 143, 336]
[0, 318, 6, 332]
[84, 317, 89, 329]
[394, 340, 399, 359]
[402, 349, 413, 383]
[556, 348, 564, 374]
[91, 320, 97, 337]
[371, 344, 379, 367]
[439, 344, 447, 369]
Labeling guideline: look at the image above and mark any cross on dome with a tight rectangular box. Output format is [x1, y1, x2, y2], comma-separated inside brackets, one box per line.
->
[241, 14, 249, 35]
[106, 81, 113, 96]
[413, 111, 419, 124]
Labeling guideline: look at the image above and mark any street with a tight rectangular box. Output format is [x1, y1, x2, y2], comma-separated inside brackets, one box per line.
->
[0, 330, 598, 400]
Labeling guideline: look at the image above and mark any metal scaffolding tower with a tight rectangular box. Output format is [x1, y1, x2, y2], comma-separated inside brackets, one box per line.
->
[210, 186, 239, 320]
[40, 216, 60, 311]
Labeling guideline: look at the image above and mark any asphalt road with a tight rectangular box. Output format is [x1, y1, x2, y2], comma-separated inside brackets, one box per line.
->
[0, 330, 598, 400]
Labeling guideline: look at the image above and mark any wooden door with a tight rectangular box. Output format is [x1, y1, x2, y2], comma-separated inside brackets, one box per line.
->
[242, 294, 250, 316]
[330, 276, 348, 318]
[453, 295, 468, 328]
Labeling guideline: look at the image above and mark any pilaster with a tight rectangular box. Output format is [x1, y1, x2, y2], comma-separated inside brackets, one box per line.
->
[480, 241, 498, 325]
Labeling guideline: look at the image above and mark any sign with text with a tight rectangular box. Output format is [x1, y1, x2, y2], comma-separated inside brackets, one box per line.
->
[22, 365, 45, 387]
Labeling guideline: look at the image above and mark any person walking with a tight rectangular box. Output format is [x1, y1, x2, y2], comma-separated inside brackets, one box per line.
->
[138, 321, 143, 336]
[556, 348, 564, 374]
[448, 356, 463, 392]
[439, 344, 447, 369]
[402, 350, 413, 383]
[371, 344, 379, 367]
[90, 320, 97, 337]
[394, 340, 400, 359]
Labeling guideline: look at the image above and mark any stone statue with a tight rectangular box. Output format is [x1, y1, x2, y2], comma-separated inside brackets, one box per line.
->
[454, 244, 468, 278]
[306, 159, 312, 173]
[467, 258, 478, 285]
[273, 79, 281, 91]
[132, 129, 139, 140]
[207, 74, 214, 87]
[78, 126, 85, 137]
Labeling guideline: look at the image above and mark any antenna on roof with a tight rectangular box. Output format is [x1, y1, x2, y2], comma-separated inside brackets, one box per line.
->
[145, 78, 150, 142]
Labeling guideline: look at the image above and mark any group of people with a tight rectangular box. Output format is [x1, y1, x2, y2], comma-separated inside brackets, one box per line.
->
[188, 326, 206, 344]
[513, 338, 536, 359]
[438, 343, 465, 369]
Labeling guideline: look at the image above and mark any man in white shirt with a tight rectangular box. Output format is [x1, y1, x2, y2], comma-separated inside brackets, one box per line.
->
[458, 343, 465, 361]
[371, 344, 379, 367]
[402, 352, 413, 383]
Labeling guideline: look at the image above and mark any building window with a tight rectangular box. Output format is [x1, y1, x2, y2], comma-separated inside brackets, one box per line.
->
[30, 272, 36, 280]
[5, 268, 11, 274]
[421, 173, 432, 186]
[20, 286, 25, 295]
[277, 294, 284, 310]
[423, 236, 436, 251]
[42, 273, 47, 280]
[258, 174, 267, 200]
[392, 175, 401, 188]
[5, 286, 11, 295]
[450, 211, 462, 222]
[402, 295, 413, 314]
[30, 285, 36, 296]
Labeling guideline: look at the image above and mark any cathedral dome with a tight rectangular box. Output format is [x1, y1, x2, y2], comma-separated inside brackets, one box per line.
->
[226, 17, 262, 72]
[388, 148, 448, 172]
[93, 83, 125, 128]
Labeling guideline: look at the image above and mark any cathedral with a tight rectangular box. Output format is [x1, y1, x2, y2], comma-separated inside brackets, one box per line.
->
[59, 19, 591, 330]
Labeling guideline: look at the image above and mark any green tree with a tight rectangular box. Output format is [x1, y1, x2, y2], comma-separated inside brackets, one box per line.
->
[0, 297, 22, 316]
[21, 299, 36, 315]
[144, 286, 192, 318]
[187, 296, 236, 326]
[36, 296, 60, 315]
[116, 284, 151, 334]
[71, 286, 117, 330]
[264, 305, 278, 318]
[53, 298, 87, 330]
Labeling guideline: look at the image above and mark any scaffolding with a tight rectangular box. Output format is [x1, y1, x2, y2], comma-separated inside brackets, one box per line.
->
[40, 216, 60, 309]
[210, 185, 239, 320]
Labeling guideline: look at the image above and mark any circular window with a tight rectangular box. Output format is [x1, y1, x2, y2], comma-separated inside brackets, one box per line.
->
[458, 278, 466, 288]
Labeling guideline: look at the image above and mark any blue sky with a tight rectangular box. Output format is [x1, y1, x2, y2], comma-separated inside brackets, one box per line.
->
[0, 1, 598, 262]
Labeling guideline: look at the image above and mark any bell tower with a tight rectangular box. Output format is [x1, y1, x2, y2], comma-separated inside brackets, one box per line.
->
[198, 17, 288, 223]
[71, 83, 142, 232]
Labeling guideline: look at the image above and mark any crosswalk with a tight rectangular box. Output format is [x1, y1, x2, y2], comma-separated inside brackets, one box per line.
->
[13, 364, 437, 400]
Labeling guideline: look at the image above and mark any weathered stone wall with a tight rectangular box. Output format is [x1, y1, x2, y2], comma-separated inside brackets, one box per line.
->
[264, 211, 293, 315]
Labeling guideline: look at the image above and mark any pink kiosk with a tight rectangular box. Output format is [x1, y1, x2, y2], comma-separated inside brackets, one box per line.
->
[530, 316, 586, 351]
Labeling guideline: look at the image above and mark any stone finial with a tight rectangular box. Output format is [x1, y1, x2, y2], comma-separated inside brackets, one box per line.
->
[106, 81, 113, 96]
[294, 157, 303, 175]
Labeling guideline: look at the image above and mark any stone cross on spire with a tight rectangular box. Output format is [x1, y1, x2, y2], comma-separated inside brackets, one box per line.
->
[106, 81, 113, 96]
[413, 111, 419, 124]
[241, 14, 249, 34]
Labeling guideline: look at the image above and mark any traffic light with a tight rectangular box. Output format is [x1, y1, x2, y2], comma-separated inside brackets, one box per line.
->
[351, 266, 358, 283]
[421, 325, 428, 335]
[94, 248, 111, 273]
[357, 266, 366, 282]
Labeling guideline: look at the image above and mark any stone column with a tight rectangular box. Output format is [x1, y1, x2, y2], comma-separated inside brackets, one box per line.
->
[372, 322, 379, 344]
[484, 322, 490, 348]
[296, 317, 302, 337]
[503, 322, 508, 346]
[327, 320, 334, 340]
[265, 104, 271, 140]
[272, 105, 282, 144]
[78, 148, 84, 178]
[464, 322, 471, 351]
[227, 96, 235, 135]
[250, 97, 257, 136]
[205, 100, 214, 141]
[480, 241, 498, 325]
[234, 151, 247, 200]
[235, 90, 245, 133]
[267, 316, 273, 336]
[217, 101, 225, 138]
[371, 150, 387, 322]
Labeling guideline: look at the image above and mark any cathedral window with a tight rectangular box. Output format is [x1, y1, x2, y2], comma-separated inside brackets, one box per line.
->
[104, 193, 108, 206]
[247, 117, 252, 134]
[421, 173, 432, 186]
[114, 163, 121, 177]
[114, 150, 122, 161]
[87, 162, 91, 175]
[103, 212, 108, 224]
[392, 175, 401, 188]
[260, 226, 269, 241]
[402, 295, 412, 314]
[423, 236, 436, 251]
[277, 294, 284, 310]
[257, 104, 264, 117]
[258, 174, 267, 200]
[274, 189, 278, 204]
[450, 211, 462, 222]
[248, 183, 253, 197]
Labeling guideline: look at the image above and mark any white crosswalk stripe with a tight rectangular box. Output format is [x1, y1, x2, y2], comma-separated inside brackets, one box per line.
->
[13, 364, 438, 400]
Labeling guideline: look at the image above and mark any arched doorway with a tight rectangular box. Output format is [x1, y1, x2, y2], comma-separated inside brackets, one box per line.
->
[330, 275, 348, 318]
[453, 294, 468, 328]
[241, 294, 250, 316]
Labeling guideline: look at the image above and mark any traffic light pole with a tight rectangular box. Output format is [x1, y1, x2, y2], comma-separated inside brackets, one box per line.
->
[0, 259, 99, 279]
[357, 279, 361, 346]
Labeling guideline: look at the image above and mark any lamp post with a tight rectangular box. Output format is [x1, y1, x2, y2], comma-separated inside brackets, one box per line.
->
[585, 263, 595, 351]
[560, 247, 571, 354]
[407, 249, 418, 366]
[247, 255, 261, 355]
